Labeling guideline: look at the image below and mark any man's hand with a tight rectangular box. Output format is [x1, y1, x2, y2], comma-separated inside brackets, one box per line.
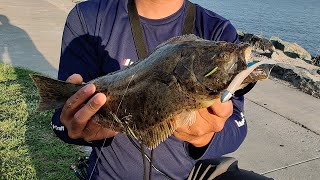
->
[173, 99, 233, 147]
[60, 74, 118, 142]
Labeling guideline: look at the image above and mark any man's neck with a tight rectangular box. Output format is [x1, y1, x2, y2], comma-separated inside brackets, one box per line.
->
[134, 0, 184, 19]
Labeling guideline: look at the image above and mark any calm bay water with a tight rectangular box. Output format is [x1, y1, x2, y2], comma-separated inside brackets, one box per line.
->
[194, 0, 320, 56]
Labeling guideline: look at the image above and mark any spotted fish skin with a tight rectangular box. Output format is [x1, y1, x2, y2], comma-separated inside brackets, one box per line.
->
[31, 34, 268, 149]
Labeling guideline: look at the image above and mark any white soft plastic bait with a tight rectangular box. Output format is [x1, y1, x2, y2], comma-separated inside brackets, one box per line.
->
[220, 60, 277, 103]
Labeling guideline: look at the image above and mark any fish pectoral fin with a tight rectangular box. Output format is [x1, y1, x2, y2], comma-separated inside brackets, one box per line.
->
[175, 111, 196, 128]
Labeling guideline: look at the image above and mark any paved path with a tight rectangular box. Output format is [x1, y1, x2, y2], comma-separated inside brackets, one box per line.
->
[230, 80, 320, 179]
[0, 0, 74, 77]
[1, 0, 319, 179]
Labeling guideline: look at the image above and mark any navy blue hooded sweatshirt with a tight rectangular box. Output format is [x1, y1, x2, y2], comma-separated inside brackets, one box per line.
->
[52, 0, 247, 179]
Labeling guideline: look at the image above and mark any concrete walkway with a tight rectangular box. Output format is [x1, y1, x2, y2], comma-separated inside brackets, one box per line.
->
[1, 0, 319, 179]
[0, 0, 75, 77]
[231, 80, 320, 179]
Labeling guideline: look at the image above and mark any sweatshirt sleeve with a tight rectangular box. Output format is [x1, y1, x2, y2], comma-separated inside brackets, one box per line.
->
[51, 3, 112, 147]
[200, 96, 247, 159]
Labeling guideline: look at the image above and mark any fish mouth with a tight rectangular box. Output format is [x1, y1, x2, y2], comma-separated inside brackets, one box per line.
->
[242, 65, 271, 84]
[240, 47, 274, 85]
[220, 60, 277, 103]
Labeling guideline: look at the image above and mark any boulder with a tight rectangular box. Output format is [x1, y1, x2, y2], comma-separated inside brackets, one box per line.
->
[270, 36, 312, 61]
[270, 63, 320, 98]
[311, 56, 320, 67]
[238, 32, 319, 99]
[238, 31, 275, 52]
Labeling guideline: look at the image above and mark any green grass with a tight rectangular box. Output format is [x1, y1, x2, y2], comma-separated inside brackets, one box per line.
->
[0, 63, 82, 179]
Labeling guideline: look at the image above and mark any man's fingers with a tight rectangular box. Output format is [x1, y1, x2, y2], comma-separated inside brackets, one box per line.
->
[210, 99, 233, 118]
[66, 74, 83, 84]
[69, 93, 107, 137]
[60, 84, 96, 134]
[61, 74, 113, 141]
[62, 84, 96, 115]
[83, 93, 107, 113]
[83, 119, 118, 142]
[82, 120, 103, 142]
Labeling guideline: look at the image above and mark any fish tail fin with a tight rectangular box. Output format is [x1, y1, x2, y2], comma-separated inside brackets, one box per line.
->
[30, 74, 83, 111]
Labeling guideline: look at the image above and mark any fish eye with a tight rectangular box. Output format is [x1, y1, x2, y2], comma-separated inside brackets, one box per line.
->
[206, 86, 218, 94]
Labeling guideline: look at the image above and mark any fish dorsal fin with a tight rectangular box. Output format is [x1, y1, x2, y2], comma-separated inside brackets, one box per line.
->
[154, 34, 201, 51]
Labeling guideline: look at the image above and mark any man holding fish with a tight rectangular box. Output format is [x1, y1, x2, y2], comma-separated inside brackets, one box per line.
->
[50, 0, 255, 179]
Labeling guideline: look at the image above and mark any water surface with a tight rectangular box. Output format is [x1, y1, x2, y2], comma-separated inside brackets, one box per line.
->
[194, 0, 320, 55]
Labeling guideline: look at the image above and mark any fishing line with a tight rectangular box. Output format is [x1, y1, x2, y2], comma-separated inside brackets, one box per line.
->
[127, 136, 173, 180]
[261, 155, 320, 175]
[114, 72, 155, 180]
[115, 73, 136, 115]
[141, 143, 147, 180]
[149, 149, 154, 180]
[88, 72, 139, 180]
[88, 138, 108, 180]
